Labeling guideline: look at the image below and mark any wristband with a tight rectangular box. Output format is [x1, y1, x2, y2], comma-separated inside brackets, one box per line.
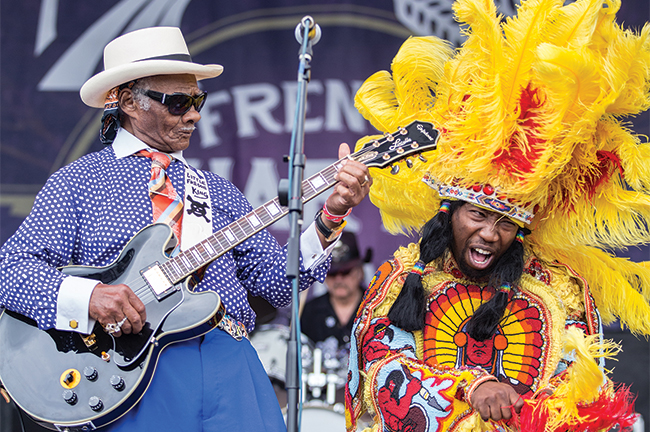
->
[322, 203, 352, 224]
[315, 210, 346, 242]
[465, 374, 499, 408]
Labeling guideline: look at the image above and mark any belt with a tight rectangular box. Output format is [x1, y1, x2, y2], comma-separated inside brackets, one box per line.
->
[217, 313, 249, 341]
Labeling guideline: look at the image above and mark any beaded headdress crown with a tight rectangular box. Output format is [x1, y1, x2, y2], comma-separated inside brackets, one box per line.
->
[355, 0, 650, 334]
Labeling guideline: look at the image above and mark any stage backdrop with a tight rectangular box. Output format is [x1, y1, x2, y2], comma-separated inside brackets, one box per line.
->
[1, 2, 649, 424]
[2, 0, 648, 265]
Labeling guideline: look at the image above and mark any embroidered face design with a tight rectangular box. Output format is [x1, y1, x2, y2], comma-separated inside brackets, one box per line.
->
[466, 334, 493, 366]
[424, 282, 546, 396]
[362, 318, 395, 364]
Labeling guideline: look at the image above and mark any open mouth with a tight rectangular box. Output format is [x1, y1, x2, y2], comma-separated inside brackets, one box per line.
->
[469, 247, 493, 268]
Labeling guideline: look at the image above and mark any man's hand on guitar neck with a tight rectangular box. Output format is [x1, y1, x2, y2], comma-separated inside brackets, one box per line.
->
[89, 284, 147, 336]
[316, 143, 372, 248]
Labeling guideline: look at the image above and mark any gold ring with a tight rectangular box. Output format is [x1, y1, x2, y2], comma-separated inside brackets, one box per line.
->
[360, 175, 369, 187]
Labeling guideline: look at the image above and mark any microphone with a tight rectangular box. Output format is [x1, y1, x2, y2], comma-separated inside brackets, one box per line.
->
[294, 15, 321, 46]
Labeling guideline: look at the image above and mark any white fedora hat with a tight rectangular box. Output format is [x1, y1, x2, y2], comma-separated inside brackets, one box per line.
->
[80, 27, 223, 108]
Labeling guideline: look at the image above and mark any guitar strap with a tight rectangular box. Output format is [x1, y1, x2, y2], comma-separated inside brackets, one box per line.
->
[181, 166, 212, 251]
[181, 167, 250, 341]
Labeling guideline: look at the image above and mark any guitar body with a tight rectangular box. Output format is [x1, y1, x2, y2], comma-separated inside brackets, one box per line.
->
[0, 224, 223, 431]
[0, 120, 439, 432]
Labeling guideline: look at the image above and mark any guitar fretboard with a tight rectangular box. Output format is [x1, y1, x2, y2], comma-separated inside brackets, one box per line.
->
[147, 120, 438, 286]
[159, 159, 345, 284]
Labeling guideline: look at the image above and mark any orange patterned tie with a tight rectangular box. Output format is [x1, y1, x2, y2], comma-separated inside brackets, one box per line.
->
[137, 150, 183, 246]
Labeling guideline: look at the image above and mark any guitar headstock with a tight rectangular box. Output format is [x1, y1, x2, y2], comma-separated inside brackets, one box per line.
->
[353, 121, 439, 169]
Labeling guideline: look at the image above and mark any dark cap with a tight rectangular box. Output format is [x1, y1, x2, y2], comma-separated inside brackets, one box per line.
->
[329, 231, 373, 274]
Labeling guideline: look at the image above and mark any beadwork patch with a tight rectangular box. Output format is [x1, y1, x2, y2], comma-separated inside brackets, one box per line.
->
[423, 282, 550, 397]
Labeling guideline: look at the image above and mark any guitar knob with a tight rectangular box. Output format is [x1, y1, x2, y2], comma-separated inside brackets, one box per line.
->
[110, 375, 125, 391]
[88, 396, 103, 412]
[406, 159, 413, 168]
[391, 165, 400, 175]
[83, 366, 98, 381]
[62, 389, 77, 405]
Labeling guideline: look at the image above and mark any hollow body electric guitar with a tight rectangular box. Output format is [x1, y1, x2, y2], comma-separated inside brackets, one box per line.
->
[0, 121, 439, 431]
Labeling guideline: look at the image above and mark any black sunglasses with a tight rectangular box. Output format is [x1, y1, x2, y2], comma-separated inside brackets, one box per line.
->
[144, 90, 208, 115]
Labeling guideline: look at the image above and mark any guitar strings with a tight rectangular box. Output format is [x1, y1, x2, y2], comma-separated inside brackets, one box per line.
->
[99, 130, 406, 308]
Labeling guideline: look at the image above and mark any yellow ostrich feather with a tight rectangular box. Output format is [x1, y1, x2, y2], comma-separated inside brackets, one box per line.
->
[453, 0, 504, 71]
[353, 0, 650, 335]
[519, 44, 606, 196]
[501, 0, 561, 115]
[534, 326, 621, 431]
[616, 133, 650, 193]
[391, 37, 454, 121]
[354, 71, 398, 133]
[589, 0, 622, 57]
[545, 0, 603, 49]
[604, 24, 650, 115]
[533, 185, 650, 251]
[536, 243, 650, 334]
[354, 37, 456, 134]
[443, 0, 508, 163]
[561, 327, 616, 403]
[534, 44, 602, 124]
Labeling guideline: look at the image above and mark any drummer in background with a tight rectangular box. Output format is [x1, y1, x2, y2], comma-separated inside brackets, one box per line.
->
[301, 232, 372, 356]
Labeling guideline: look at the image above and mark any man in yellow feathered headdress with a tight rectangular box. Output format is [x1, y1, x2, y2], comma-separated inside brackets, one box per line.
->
[345, 0, 650, 431]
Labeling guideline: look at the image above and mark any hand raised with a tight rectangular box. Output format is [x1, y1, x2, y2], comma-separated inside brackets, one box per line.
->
[324, 143, 372, 216]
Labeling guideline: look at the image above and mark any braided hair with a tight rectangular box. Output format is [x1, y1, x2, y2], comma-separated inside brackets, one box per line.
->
[387, 200, 462, 331]
[387, 201, 527, 341]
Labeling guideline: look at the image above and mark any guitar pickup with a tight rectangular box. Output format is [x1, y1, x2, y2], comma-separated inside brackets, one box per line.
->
[141, 264, 174, 299]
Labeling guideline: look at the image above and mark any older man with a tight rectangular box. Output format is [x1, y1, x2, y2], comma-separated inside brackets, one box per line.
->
[0, 27, 371, 431]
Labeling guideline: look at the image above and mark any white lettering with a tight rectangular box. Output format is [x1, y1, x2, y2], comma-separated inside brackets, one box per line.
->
[195, 80, 368, 140]
[232, 83, 283, 138]
[325, 80, 366, 133]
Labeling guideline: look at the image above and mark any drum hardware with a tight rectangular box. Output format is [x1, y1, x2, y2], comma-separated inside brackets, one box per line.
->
[305, 348, 342, 405]
[249, 324, 314, 385]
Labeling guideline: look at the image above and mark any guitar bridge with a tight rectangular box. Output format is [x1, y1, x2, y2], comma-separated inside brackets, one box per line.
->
[81, 333, 97, 350]
[141, 264, 174, 299]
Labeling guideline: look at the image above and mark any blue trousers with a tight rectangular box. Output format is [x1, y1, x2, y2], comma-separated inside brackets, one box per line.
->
[104, 329, 286, 431]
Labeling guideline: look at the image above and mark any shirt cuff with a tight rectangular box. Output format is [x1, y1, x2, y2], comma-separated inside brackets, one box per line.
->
[55, 276, 98, 334]
[301, 221, 339, 270]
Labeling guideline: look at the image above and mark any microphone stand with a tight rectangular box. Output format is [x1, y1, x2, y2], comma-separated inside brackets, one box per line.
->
[281, 15, 321, 432]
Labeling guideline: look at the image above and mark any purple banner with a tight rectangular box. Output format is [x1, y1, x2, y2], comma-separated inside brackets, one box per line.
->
[1, 0, 648, 271]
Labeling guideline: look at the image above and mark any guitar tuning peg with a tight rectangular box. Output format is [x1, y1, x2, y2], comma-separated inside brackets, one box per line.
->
[419, 155, 428, 163]
[391, 165, 400, 175]
[406, 159, 413, 169]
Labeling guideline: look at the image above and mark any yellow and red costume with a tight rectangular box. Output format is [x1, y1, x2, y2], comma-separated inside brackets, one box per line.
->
[346, 245, 634, 431]
[344, 0, 650, 430]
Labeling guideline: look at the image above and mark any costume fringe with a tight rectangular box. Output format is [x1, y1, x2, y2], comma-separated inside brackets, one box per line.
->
[513, 327, 637, 432]
[534, 243, 650, 335]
